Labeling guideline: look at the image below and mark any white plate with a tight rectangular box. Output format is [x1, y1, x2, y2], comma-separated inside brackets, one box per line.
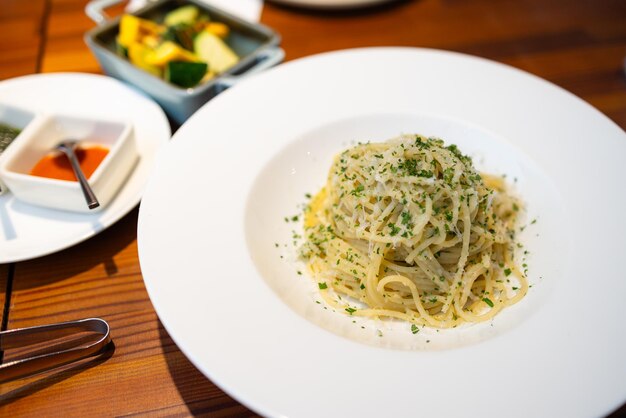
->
[269, 0, 395, 9]
[138, 48, 626, 418]
[0, 73, 170, 263]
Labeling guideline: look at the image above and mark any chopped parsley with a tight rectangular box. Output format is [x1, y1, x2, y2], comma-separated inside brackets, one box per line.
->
[350, 184, 365, 197]
[400, 158, 419, 176]
[443, 167, 454, 185]
[388, 223, 401, 236]
[414, 136, 430, 149]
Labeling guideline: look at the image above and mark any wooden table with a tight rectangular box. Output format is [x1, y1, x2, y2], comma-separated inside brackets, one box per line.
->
[1, 0, 625, 416]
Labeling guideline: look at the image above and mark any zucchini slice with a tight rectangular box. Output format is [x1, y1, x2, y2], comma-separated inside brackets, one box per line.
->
[165, 61, 208, 88]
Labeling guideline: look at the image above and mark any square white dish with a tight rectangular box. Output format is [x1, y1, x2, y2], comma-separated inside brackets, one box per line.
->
[0, 113, 137, 212]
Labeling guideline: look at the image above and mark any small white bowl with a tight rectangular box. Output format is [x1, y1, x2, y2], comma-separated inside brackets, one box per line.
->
[0, 113, 138, 213]
[0, 102, 42, 195]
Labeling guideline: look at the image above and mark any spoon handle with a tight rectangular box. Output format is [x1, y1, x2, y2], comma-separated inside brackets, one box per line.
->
[64, 148, 100, 210]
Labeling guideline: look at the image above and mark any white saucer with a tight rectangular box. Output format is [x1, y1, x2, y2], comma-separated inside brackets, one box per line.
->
[0, 73, 170, 263]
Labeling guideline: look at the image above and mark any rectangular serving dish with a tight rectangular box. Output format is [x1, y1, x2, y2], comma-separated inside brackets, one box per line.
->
[85, 0, 283, 124]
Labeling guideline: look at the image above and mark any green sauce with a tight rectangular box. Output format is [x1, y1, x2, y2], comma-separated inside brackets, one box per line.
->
[0, 123, 21, 153]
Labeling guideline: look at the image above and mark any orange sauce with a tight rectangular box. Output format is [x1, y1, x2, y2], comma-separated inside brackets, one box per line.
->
[30, 145, 110, 181]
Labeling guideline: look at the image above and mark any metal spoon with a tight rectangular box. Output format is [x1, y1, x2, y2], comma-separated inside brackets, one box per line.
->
[55, 140, 99, 210]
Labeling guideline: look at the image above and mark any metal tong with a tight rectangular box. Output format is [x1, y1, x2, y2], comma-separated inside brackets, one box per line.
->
[0, 318, 111, 383]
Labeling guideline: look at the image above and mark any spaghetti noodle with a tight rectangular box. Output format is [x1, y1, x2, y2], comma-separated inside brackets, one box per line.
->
[300, 135, 527, 328]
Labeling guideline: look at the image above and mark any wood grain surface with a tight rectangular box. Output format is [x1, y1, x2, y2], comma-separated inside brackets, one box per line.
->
[0, 264, 7, 333]
[0, 0, 625, 416]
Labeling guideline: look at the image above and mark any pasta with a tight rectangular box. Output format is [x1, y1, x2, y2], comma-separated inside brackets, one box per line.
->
[299, 134, 527, 328]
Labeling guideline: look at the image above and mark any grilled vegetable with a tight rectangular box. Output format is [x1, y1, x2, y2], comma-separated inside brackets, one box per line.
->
[146, 41, 200, 66]
[162, 23, 196, 51]
[116, 6, 240, 88]
[117, 15, 163, 48]
[205, 22, 230, 38]
[164, 5, 199, 27]
[194, 31, 238, 73]
[128, 43, 161, 77]
[165, 61, 208, 88]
